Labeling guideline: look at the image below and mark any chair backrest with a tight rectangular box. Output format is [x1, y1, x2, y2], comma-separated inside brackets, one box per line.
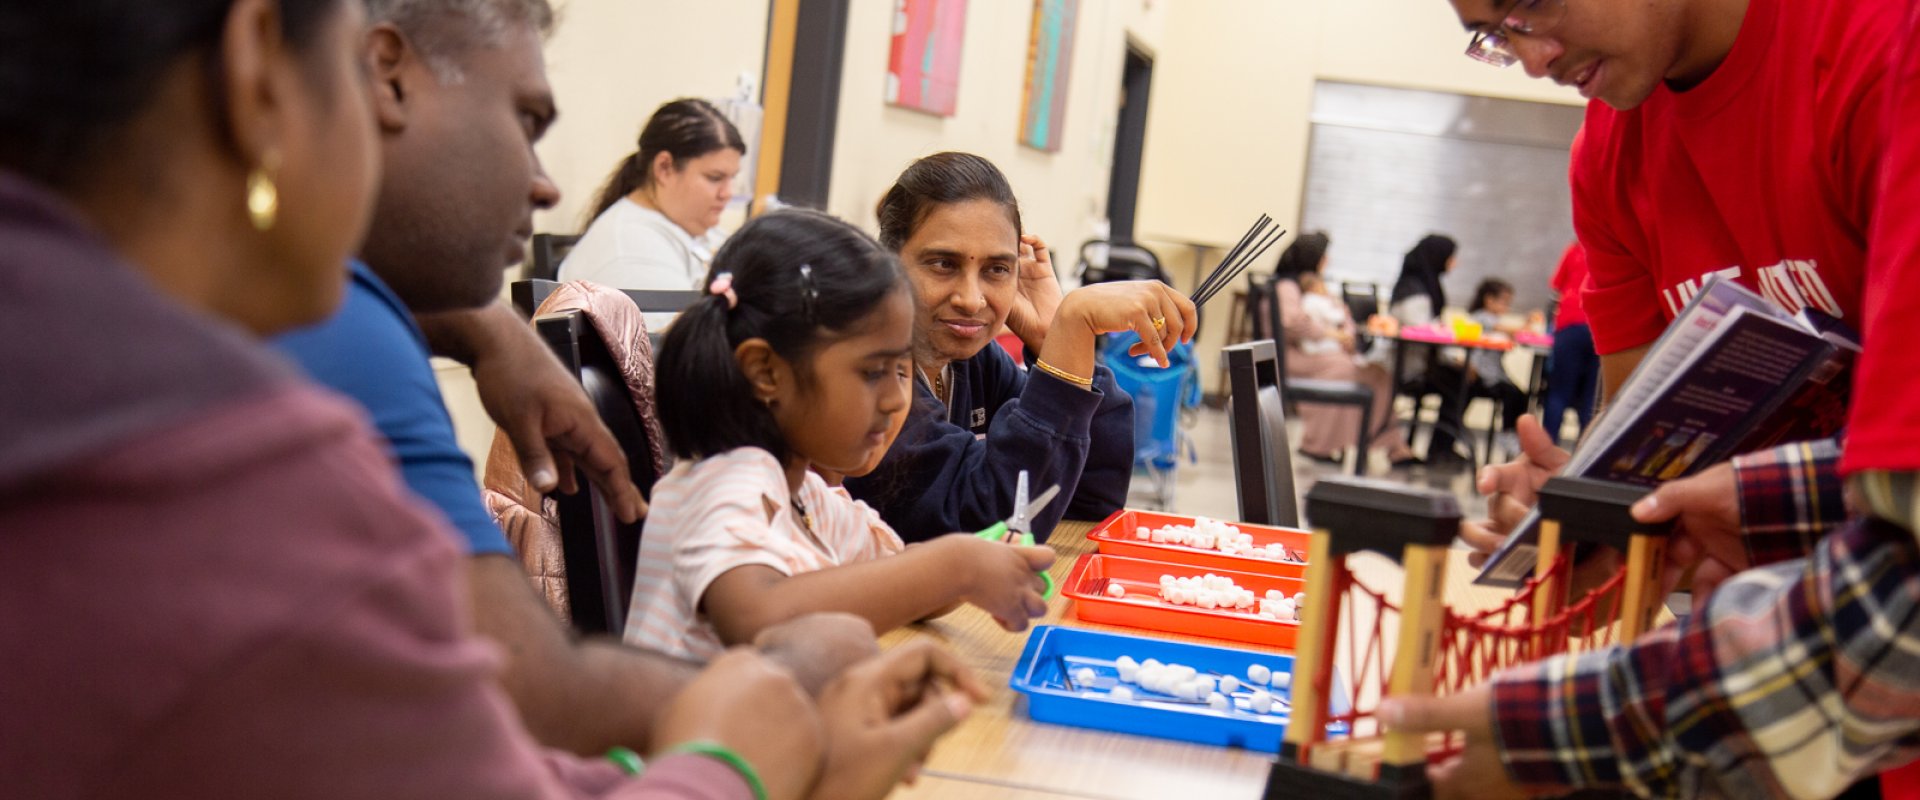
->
[527, 233, 582, 282]
[1077, 239, 1170, 285]
[513, 279, 704, 320]
[1222, 340, 1301, 527]
[533, 309, 660, 634]
[1246, 272, 1294, 389]
[1340, 282, 1380, 323]
[1340, 281, 1380, 351]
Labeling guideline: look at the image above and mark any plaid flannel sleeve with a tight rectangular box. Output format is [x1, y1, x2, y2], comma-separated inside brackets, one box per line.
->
[1733, 438, 1846, 567]
[1491, 506, 1920, 798]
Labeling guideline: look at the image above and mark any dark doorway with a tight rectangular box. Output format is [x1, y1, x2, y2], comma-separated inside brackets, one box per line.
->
[1106, 44, 1153, 246]
[777, 0, 850, 210]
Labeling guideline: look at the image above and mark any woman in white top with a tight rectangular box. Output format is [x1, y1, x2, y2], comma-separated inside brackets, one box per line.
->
[559, 98, 745, 328]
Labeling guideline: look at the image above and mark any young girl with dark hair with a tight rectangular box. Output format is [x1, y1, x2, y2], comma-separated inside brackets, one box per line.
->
[1467, 277, 1528, 454]
[559, 98, 746, 325]
[844, 152, 1197, 542]
[627, 209, 1054, 661]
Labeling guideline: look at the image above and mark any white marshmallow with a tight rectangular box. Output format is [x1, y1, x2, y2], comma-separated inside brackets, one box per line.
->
[1173, 681, 1201, 701]
[1110, 686, 1135, 702]
[1117, 663, 1140, 683]
[1135, 526, 1150, 540]
[1270, 670, 1292, 690]
[1105, 583, 1127, 599]
[1219, 676, 1241, 693]
[1250, 693, 1274, 714]
[1208, 692, 1229, 711]
[1114, 655, 1139, 669]
[1073, 667, 1097, 687]
[1247, 664, 1272, 685]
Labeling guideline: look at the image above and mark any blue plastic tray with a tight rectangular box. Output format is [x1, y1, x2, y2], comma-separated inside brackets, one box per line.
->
[1008, 626, 1349, 751]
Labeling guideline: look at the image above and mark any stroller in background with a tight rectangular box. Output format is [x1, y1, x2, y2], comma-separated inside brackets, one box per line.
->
[1102, 330, 1201, 510]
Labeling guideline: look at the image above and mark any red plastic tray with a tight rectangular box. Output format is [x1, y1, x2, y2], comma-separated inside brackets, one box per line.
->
[1063, 553, 1305, 649]
[1087, 509, 1312, 579]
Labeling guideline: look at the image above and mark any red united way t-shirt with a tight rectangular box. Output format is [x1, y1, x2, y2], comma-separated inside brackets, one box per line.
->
[1843, 0, 1920, 475]
[1571, 0, 1899, 355]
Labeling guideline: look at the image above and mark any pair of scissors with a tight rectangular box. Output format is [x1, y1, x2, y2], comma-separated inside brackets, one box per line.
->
[975, 470, 1061, 599]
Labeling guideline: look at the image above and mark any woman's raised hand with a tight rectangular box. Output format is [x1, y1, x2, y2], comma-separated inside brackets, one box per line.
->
[1005, 233, 1064, 353]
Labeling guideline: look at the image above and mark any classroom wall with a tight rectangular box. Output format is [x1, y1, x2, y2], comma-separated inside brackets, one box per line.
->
[1132, 0, 1581, 394]
[823, 0, 1167, 254]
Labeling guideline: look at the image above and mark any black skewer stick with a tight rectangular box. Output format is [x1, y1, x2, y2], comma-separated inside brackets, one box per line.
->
[1197, 226, 1286, 308]
[1191, 217, 1266, 299]
[1190, 215, 1270, 303]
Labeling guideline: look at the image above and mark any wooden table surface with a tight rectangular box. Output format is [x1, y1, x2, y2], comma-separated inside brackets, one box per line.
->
[880, 519, 1525, 800]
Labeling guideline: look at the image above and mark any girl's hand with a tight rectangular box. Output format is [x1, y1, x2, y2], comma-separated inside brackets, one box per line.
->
[946, 535, 1054, 631]
[1006, 233, 1064, 353]
[1054, 280, 1197, 368]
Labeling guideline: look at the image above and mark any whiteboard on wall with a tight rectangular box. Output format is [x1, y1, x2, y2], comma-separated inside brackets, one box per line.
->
[1299, 81, 1584, 314]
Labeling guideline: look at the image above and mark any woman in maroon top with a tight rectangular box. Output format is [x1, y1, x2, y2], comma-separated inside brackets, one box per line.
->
[0, 2, 978, 798]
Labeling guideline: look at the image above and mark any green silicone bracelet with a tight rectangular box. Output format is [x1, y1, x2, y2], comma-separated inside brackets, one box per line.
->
[605, 746, 645, 777]
[666, 740, 768, 800]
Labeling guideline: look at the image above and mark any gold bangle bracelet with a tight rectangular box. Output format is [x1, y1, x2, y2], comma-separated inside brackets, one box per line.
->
[1033, 358, 1093, 388]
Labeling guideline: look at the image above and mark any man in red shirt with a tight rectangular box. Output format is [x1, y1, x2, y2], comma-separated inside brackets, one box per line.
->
[1378, 4, 1920, 796]
[1450, 0, 1896, 586]
[1455, 0, 1892, 390]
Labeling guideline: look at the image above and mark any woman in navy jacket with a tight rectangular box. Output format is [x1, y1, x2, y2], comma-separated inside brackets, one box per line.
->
[844, 153, 1195, 543]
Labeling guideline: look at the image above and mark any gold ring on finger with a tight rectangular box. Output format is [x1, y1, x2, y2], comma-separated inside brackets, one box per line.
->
[1151, 316, 1167, 331]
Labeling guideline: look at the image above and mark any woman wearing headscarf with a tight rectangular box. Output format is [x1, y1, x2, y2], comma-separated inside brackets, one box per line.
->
[1271, 232, 1416, 466]
[1387, 234, 1473, 465]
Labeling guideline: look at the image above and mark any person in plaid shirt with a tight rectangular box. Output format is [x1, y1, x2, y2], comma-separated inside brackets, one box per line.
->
[1382, 2, 1920, 796]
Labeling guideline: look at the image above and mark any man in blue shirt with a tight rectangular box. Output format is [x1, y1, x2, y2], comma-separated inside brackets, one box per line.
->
[279, 260, 515, 557]
[269, 0, 922, 768]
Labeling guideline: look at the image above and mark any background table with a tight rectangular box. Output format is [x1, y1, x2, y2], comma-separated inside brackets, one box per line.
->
[882, 519, 1522, 800]
[1386, 333, 1550, 466]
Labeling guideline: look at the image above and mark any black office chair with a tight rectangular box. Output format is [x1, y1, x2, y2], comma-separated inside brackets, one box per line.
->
[532, 309, 664, 635]
[1076, 239, 1172, 285]
[512, 279, 703, 348]
[1340, 281, 1382, 353]
[525, 233, 581, 282]
[1222, 340, 1301, 527]
[1246, 273, 1374, 475]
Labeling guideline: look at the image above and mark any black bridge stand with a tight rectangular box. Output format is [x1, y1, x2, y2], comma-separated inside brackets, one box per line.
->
[1266, 477, 1459, 800]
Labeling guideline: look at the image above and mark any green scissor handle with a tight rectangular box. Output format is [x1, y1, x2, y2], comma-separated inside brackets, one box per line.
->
[972, 524, 1057, 600]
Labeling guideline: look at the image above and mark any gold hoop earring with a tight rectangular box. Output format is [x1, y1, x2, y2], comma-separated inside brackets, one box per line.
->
[247, 153, 281, 232]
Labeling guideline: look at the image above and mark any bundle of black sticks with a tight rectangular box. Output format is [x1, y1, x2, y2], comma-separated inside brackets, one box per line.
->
[1190, 215, 1285, 309]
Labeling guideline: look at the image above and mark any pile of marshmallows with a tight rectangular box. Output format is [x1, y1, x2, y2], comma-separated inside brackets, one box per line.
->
[1080, 657, 1290, 714]
[1132, 573, 1304, 622]
[1134, 518, 1302, 563]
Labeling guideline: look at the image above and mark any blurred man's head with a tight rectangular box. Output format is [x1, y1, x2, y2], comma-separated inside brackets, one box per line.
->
[359, 0, 559, 312]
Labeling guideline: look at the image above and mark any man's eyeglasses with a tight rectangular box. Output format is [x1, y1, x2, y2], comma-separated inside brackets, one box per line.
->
[1465, 0, 1567, 67]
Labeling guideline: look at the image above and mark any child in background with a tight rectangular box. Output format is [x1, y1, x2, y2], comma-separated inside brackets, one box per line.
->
[627, 210, 1054, 662]
[1468, 278, 1528, 455]
[1296, 272, 1357, 359]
